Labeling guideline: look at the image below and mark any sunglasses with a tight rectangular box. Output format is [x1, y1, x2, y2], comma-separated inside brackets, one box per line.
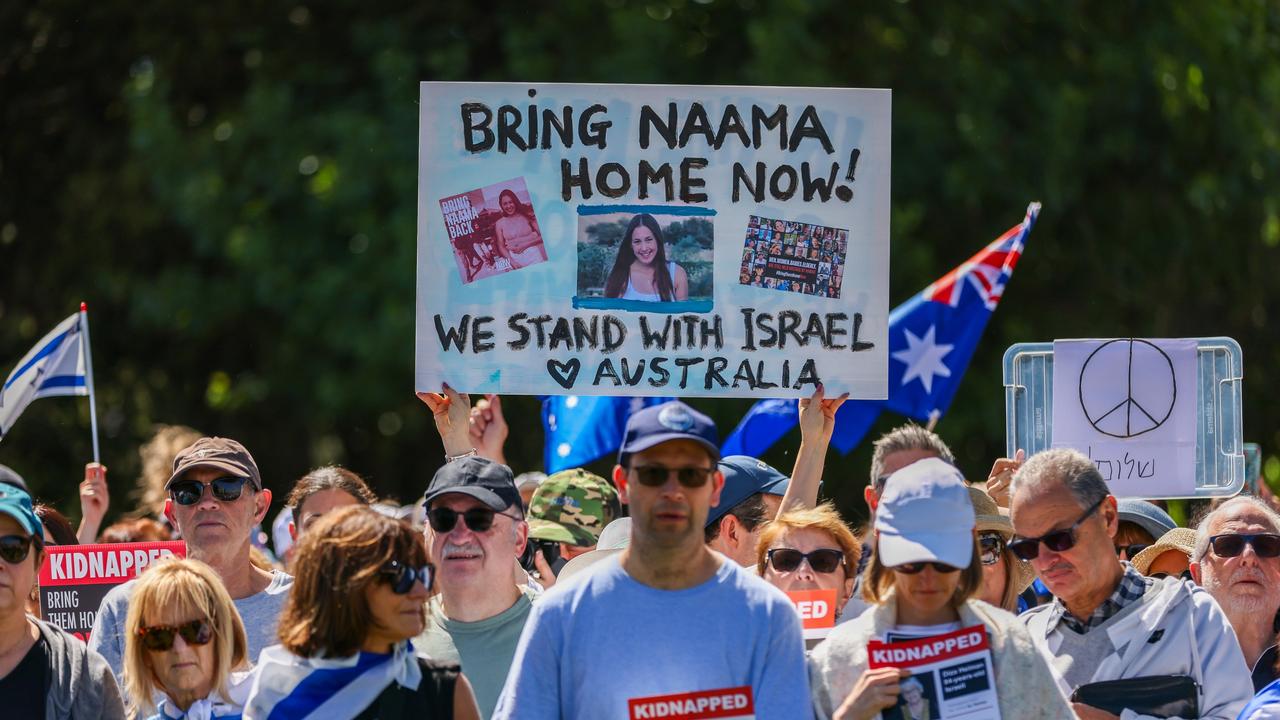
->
[137, 619, 213, 652]
[767, 548, 845, 574]
[891, 562, 960, 574]
[380, 560, 435, 594]
[427, 507, 520, 534]
[630, 465, 714, 488]
[0, 534, 39, 564]
[1208, 533, 1280, 559]
[169, 477, 252, 506]
[1008, 497, 1105, 561]
[1115, 543, 1150, 559]
[1151, 569, 1193, 581]
[979, 534, 1005, 566]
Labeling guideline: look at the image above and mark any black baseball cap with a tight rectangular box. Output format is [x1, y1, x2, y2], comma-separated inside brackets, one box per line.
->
[617, 401, 720, 467]
[424, 457, 521, 512]
[0, 464, 29, 494]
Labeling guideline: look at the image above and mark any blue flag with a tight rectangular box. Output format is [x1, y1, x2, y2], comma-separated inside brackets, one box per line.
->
[542, 395, 671, 473]
[722, 203, 1041, 457]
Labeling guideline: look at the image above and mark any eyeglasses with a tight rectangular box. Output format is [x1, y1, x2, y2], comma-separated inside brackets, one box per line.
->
[979, 533, 1005, 566]
[890, 562, 960, 574]
[767, 548, 845, 574]
[169, 477, 252, 506]
[137, 619, 213, 651]
[1008, 497, 1106, 561]
[1208, 533, 1280, 559]
[1151, 569, 1193, 581]
[426, 507, 520, 534]
[1115, 543, 1150, 559]
[379, 560, 435, 594]
[0, 534, 39, 564]
[630, 466, 714, 488]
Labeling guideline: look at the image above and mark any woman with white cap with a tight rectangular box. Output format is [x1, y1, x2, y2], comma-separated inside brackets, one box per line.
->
[808, 458, 1070, 720]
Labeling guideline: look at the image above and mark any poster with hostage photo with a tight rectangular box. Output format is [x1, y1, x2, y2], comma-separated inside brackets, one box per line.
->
[739, 215, 848, 299]
[575, 205, 714, 313]
[440, 176, 548, 283]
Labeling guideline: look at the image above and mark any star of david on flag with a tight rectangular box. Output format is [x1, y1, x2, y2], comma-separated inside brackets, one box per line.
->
[722, 202, 1040, 457]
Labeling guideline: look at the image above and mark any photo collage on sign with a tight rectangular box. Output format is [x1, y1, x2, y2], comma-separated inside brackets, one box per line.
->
[738, 215, 848, 299]
[439, 176, 549, 284]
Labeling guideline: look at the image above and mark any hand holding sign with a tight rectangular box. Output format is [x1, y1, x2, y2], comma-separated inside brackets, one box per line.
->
[416, 384, 475, 458]
[834, 667, 911, 720]
[799, 384, 850, 446]
[985, 449, 1023, 509]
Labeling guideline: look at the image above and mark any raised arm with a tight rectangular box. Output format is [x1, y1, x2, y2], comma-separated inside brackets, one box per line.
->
[416, 384, 476, 459]
[779, 386, 848, 516]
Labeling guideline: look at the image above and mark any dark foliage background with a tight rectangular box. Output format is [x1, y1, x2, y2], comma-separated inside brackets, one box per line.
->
[2, 0, 1278, 530]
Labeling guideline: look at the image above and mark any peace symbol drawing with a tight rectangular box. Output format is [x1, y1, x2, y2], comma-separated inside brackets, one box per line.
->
[1078, 339, 1176, 439]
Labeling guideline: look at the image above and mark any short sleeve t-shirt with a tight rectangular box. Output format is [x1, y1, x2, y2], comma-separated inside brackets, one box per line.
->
[491, 555, 810, 720]
[91, 570, 293, 687]
[415, 586, 535, 719]
[0, 633, 49, 719]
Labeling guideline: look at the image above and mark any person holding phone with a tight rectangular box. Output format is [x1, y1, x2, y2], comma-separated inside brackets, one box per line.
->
[525, 469, 621, 589]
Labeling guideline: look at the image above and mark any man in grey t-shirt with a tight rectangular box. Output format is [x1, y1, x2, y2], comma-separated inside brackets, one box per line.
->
[90, 437, 292, 691]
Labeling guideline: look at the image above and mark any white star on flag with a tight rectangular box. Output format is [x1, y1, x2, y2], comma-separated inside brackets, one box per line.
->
[892, 325, 954, 394]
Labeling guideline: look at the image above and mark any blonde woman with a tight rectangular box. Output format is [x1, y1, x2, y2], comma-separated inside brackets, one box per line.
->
[756, 503, 861, 621]
[124, 558, 249, 719]
[809, 459, 1070, 720]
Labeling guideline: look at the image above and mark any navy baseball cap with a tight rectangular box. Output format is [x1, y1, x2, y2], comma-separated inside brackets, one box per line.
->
[0, 482, 42, 537]
[706, 455, 790, 526]
[617, 401, 719, 467]
[424, 457, 522, 513]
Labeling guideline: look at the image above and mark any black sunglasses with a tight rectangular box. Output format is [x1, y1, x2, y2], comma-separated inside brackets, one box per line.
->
[427, 507, 520, 534]
[169, 477, 252, 506]
[137, 619, 213, 651]
[1209, 533, 1280, 559]
[631, 465, 714, 488]
[979, 534, 1005, 566]
[767, 548, 845, 574]
[380, 560, 435, 594]
[1151, 569, 1194, 581]
[891, 561, 960, 574]
[0, 534, 40, 564]
[1115, 543, 1150, 559]
[1008, 497, 1106, 561]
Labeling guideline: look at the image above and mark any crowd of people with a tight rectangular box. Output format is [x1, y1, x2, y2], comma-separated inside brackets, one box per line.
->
[2, 387, 1280, 719]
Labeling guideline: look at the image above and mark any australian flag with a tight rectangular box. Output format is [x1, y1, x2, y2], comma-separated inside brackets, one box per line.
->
[722, 202, 1041, 457]
[541, 395, 672, 473]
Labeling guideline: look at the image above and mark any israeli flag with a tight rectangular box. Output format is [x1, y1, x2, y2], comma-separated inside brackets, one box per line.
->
[0, 312, 88, 441]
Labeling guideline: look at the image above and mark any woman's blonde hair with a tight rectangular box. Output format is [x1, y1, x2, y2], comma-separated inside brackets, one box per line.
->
[754, 503, 860, 576]
[862, 533, 984, 605]
[123, 558, 248, 718]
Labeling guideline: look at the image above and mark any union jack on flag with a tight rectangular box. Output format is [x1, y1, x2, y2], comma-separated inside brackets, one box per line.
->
[924, 202, 1039, 310]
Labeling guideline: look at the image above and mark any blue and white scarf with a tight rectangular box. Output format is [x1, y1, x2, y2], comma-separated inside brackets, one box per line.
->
[150, 670, 252, 720]
[243, 641, 422, 720]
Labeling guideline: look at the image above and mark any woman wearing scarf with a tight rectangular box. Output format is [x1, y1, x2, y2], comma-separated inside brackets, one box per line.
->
[123, 558, 250, 719]
[809, 459, 1070, 720]
[245, 505, 479, 719]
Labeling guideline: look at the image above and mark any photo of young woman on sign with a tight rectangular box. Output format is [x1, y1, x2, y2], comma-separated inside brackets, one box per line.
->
[603, 213, 689, 302]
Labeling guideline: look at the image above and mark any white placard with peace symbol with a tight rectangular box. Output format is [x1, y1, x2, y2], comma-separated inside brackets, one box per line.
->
[1050, 338, 1198, 498]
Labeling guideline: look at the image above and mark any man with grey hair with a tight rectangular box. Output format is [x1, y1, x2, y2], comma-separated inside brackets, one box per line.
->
[1190, 495, 1280, 692]
[865, 423, 955, 514]
[1010, 448, 1252, 719]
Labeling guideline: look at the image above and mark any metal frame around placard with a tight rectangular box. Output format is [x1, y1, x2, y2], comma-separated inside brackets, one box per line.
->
[1002, 337, 1245, 499]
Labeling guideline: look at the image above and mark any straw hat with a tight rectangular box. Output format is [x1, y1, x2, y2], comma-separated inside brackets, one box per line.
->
[1131, 527, 1197, 576]
[967, 487, 1037, 594]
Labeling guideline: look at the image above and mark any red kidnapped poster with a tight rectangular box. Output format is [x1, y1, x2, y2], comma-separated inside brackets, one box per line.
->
[38, 540, 186, 642]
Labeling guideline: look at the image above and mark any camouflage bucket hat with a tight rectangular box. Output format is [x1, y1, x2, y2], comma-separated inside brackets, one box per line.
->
[527, 468, 621, 547]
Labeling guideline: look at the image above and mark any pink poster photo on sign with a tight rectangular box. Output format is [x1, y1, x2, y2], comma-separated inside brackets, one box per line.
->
[439, 176, 549, 284]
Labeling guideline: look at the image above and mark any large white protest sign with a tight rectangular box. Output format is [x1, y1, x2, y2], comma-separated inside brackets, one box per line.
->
[868, 625, 1001, 720]
[415, 82, 891, 398]
[1050, 338, 1198, 497]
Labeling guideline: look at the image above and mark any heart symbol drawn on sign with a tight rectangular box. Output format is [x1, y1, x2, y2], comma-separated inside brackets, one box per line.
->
[546, 359, 581, 389]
